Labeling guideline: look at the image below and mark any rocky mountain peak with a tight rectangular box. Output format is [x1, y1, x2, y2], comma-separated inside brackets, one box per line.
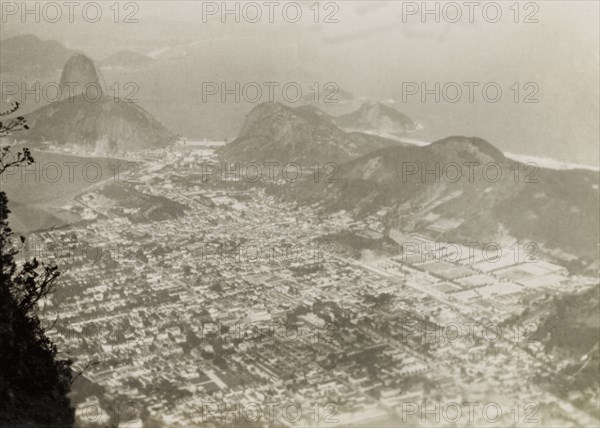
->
[59, 54, 106, 99]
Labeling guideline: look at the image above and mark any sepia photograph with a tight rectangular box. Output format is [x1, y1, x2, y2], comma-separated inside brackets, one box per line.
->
[0, 1, 599, 427]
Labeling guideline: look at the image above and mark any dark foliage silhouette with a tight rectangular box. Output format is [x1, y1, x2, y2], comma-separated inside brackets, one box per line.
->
[0, 102, 74, 427]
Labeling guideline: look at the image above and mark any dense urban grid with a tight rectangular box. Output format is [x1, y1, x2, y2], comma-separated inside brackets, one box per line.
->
[12, 140, 594, 427]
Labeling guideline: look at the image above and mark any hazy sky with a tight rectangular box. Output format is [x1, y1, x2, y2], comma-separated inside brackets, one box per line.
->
[1, 1, 599, 165]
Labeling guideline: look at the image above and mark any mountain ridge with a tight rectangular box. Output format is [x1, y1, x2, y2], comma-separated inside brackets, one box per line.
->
[271, 135, 600, 265]
[222, 102, 404, 166]
[0, 34, 77, 74]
